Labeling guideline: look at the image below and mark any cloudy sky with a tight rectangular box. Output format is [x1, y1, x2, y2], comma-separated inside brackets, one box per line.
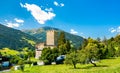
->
[0, 0, 120, 39]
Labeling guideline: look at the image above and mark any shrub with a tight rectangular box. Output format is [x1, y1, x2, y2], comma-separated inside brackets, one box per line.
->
[10, 66, 14, 71]
[18, 60, 24, 71]
[0, 64, 2, 71]
[20, 65, 24, 71]
[33, 61, 37, 65]
[44, 60, 51, 65]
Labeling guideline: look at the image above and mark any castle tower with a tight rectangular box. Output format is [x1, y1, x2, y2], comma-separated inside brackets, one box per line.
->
[46, 30, 57, 46]
[35, 30, 57, 59]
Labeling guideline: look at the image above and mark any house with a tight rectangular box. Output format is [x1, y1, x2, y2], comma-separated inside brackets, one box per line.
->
[0, 55, 11, 70]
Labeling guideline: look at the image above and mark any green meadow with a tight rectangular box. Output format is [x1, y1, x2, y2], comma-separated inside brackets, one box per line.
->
[3, 57, 120, 73]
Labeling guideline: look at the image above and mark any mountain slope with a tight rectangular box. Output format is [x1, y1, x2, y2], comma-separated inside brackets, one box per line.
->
[0, 24, 40, 50]
[23, 26, 84, 48]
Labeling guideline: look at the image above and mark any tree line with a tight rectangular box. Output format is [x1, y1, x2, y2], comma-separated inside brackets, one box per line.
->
[40, 32, 120, 68]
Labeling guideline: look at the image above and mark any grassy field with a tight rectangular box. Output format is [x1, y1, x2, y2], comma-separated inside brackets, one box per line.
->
[3, 57, 120, 73]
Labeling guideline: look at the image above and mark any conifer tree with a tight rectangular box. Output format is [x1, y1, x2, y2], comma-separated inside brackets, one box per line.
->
[57, 32, 66, 47]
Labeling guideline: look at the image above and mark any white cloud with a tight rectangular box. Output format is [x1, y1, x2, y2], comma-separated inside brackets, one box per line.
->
[111, 29, 116, 33]
[20, 3, 24, 7]
[45, 8, 53, 12]
[109, 28, 116, 33]
[117, 26, 120, 33]
[109, 26, 120, 33]
[70, 29, 78, 35]
[53, 1, 64, 7]
[20, 3, 56, 24]
[14, 18, 24, 23]
[54, 1, 59, 6]
[60, 3, 64, 7]
[4, 18, 24, 28]
[6, 22, 20, 28]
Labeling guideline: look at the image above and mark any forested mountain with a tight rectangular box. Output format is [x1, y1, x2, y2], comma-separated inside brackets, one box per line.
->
[23, 26, 84, 48]
[0, 24, 40, 50]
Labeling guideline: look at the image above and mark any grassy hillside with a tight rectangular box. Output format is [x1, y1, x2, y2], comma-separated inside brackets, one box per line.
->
[23, 26, 84, 48]
[0, 48, 19, 56]
[3, 57, 120, 73]
[0, 24, 40, 50]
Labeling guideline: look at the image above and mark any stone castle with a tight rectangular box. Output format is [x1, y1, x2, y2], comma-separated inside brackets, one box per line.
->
[35, 30, 57, 59]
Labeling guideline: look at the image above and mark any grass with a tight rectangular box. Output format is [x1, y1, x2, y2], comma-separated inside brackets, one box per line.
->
[30, 57, 40, 62]
[0, 48, 19, 56]
[22, 37, 36, 46]
[3, 57, 120, 73]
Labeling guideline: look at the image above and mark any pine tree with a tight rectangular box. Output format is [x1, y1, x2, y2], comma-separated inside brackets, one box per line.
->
[57, 32, 66, 47]
[65, 40, 71, 52]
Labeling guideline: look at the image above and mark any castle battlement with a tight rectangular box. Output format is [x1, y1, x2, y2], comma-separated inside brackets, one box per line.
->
[47, 30, 56, 33]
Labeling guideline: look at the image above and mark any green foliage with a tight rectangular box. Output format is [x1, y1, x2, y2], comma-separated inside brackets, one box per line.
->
[85, 43, 99, 57]
[10, 55, 21, 64]
[58, 31, 66, 47]
[41, 36, 71, 64]
[0, 48, 19, 56]
[0, 48, 35, 66]
[51, 48, 59, 61]
[40, 47, 60, 65]
[18, 59, 25, 71]
[18, 59, 24, 65]
[96, 37, 101, 42]
[59, 45, 67, 55]
[65, 51, 80, 68]
[65, 40, 71, 52]
[20, 47, 34, 61]
[5, 57, 120, 73]
[0, 24, 39, 50]
[58, 42, 72, 55]
[57, 32, 72, 55]
[77, 35, 120, 67]
[0, 64, 2, 71]
[10, 66, 15, 71]
[22, 37, 36, 46]
[106, 35, 120, 57]
[80, 38, 105, 66]
[19, 65, 25, 72]
[40, 48, 53, 65]
[81, 39, 87, 48]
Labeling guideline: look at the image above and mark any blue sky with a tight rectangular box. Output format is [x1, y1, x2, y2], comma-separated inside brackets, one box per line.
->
[0, 0, 120, 39]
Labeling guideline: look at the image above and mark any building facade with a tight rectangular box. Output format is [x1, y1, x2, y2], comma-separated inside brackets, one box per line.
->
[35, 30, 57, 59]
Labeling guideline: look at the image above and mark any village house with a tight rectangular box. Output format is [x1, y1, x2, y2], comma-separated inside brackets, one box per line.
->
[0, 55, 11, 70]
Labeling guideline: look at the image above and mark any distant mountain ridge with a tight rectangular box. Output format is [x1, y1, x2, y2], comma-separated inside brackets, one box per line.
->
[23, 26, 84, 48]
[0, 24, 40, 50]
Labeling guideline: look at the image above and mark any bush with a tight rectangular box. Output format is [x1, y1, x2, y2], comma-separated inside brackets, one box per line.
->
[10, 66, 14, 71]
[44, 60, 51, 65]
[18, 60, 24, 71]
[33, 61, 37, 65]
[0, 64, 2, 71]
[20, 65, 24, 71]
[18, 60, 24, 65]
[40, 48, 52, 65]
